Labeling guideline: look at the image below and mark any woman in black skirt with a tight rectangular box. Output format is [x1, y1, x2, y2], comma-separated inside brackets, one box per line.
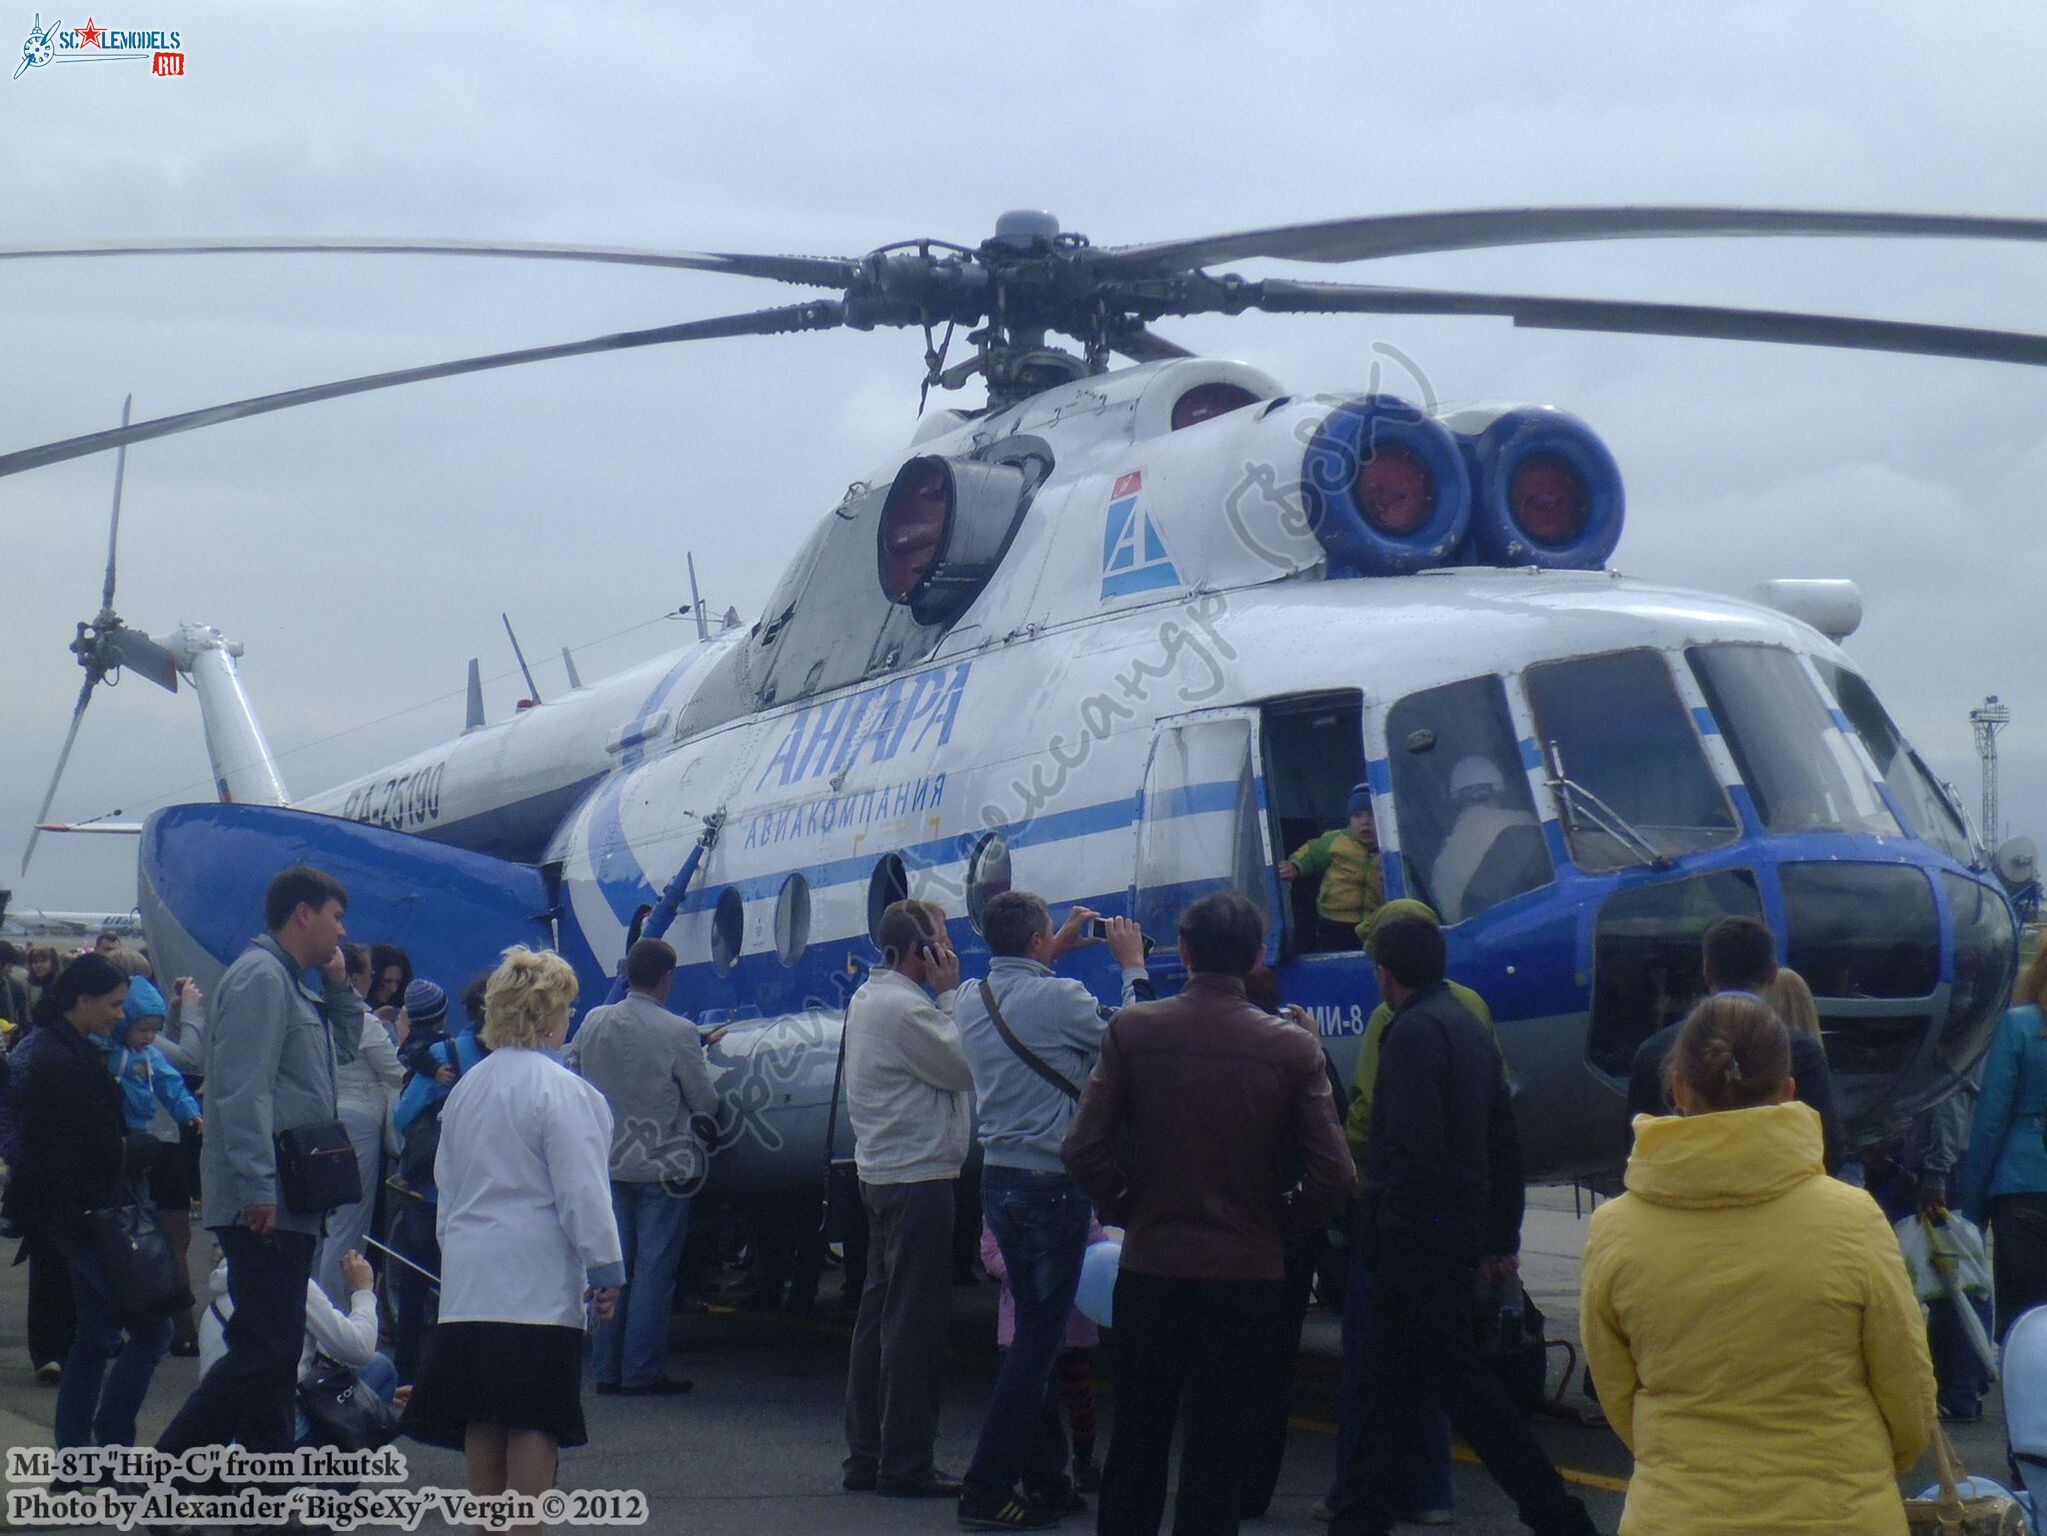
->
[400, 947, 623, 1528]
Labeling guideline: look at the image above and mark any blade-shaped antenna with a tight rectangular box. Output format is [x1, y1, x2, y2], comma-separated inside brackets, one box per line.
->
[101, 393, 131, 609]
[560, 646, 583, 691]
[23, 675, 96, 874]
[502, 614, 541, 706]
[1215, 279, 2047, 369]
[465, 659, 485, 730]
[0, 238, 862, 290]
[687, 553, 708, 643]
[0, 299, 846, 481]
[1101, 206, 2047, 272]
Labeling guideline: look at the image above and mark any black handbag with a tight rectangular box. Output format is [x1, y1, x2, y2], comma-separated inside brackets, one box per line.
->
[258, 948, 362, 1215]
[275, 1120, 361, 1215]
[88, 1192, 194, 1328]
[296, 1351, 401, 1451]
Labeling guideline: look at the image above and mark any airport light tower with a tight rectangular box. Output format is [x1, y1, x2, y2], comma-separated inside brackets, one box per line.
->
[1972, 695, 2012, 845]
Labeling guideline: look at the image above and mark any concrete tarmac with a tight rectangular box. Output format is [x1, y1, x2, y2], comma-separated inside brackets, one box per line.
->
[0, 1190, 2015, 1534]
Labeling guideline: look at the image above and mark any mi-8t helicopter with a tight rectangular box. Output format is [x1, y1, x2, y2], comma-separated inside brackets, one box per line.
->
[8, 206, 2044, 1187]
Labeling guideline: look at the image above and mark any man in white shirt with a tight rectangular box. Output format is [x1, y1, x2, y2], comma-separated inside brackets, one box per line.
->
[566, 938, 716, 1397]
[841, 899, 971, 1499]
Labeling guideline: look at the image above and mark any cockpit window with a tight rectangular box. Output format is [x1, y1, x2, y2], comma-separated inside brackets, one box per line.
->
[1524, 649, 1737, 871]
[1686, 645, 1899, 836]
[1386, 675, 1553, 925]
[1813, 661, 1975, 863]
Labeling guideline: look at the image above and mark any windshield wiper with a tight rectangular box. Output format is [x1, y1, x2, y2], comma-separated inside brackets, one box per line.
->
[1543, 740, 1673, 872]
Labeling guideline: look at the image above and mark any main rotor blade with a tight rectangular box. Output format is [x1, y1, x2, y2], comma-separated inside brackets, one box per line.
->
[0, 238, 861, 290]
[1229, 279, 2047, 369]
[1103, 207, 2047, 272]
[0, 300, 846, 480]
[23, 675, 96, 875]
[101, 394, 131, 610]
[1107, 326, 1194, 363]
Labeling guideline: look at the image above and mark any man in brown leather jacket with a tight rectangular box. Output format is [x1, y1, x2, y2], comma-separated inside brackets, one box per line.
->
[1062, 890, 1354, 1536]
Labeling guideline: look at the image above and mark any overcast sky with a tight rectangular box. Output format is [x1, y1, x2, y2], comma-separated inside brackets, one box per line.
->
[2, 0, 2042, 913]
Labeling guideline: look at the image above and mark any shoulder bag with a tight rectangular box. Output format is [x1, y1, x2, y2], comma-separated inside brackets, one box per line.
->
[1903, 1427, 2027, 1533]
[979, 980, 1081, 1101]
[90, 1149, 194, 1328]
[260, 949, 361, 1215]
[297, 1351, 402, 1451]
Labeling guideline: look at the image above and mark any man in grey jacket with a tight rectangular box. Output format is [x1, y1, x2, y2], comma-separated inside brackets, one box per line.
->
[566, 937, 718, 1397]
[157, 864, 362, 1459]
[842, 898, 971, 1500]
[953, 892, 1149, 1528]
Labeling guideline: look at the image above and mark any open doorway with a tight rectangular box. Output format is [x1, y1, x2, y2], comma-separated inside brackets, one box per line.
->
[1259, 691, 1367, 956]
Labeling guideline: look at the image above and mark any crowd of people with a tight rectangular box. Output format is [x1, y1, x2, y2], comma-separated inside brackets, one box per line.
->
[2, 838, 2044, 1536]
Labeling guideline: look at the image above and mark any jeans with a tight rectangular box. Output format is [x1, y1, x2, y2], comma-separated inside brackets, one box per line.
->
[592, 1181, 694, 1388]
[391, 1201, 441, 1383]
[1332, 1244, 1591, 1536]
[1991, 1193, 2047, 1342]
[52, 1237, 170, 1449]
[1099, 1269, 1283, 1536]
[843, 1177, 955, 1487]
[964, 1167, 1093, 1503]
[28, 1232, 78, 1370]
[1928, 1293, 1995, 1416]
[1240, 1228, 1328, 1518]
[1327, 1231, 1453, 1517]
[158, 1226, 315, 1457]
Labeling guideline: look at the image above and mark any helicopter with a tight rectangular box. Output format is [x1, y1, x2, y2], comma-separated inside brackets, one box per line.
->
[7, 205, 2043, 1189]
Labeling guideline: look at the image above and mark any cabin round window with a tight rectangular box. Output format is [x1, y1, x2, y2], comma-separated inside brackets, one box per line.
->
[866, 854, 909, 945]
[711, 886, 745, 976]
[966, 833, 1013, 935]
[775, 873, 812, 968]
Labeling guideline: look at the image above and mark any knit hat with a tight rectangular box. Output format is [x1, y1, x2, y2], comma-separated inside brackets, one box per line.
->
[121, 976, 166, 1028]
[1347, 782, 1373, 819]
[402, 978, 448, 1026]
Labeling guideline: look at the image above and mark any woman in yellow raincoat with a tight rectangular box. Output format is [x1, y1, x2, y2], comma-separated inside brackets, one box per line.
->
[1580, 994, 1934, 1535]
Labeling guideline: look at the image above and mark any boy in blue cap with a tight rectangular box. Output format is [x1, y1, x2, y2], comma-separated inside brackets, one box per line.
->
[1279, 784, 1385, 949]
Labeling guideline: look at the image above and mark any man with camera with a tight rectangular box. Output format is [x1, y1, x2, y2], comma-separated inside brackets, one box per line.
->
[952, 893, 1149, 1530]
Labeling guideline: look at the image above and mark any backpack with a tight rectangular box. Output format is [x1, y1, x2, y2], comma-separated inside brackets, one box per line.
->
[396, 1036, 466, 1190]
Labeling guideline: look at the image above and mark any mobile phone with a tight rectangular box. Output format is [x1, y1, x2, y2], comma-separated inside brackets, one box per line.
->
[1087, 918, 1156, 957]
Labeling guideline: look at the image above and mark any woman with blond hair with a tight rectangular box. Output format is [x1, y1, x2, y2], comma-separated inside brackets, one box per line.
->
[399, 948, 623, 1531]
[1961, 943, 2047, 1338]
[1757, 966, 1822, 1043]
[1582, 993, 1934, 1535]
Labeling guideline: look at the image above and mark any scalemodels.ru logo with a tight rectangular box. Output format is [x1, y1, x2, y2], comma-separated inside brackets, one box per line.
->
[15, 13, 185, 78]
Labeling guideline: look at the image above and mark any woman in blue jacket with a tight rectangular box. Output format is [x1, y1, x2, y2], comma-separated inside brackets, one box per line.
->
[1961, 943, 2047, 1338]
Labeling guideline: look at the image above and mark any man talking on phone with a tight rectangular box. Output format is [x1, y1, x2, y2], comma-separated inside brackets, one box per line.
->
[842, 899, 975, 1500]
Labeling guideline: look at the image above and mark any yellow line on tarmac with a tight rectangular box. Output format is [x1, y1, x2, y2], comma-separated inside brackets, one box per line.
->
[1285, 1416, 1632, 1496]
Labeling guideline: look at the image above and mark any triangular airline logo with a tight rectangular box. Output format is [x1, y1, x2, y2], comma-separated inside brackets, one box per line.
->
[1100, 470, 1183, 599]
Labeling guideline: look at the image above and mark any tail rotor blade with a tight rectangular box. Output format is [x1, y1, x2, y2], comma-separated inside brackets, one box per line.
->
[106, 628, 179, 693]
[101, 393, 132, 610]
[23, 675, 97, 875]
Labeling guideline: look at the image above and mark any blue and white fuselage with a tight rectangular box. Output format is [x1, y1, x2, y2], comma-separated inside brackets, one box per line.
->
[140, 357, 2017, 1189]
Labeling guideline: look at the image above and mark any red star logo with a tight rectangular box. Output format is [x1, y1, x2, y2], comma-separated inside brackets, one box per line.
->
[76, 17, 102, 46]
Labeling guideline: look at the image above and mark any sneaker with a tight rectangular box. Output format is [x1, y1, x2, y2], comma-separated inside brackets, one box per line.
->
[1310, 1500, 1334, 1523]
[33, 1361, 61, 1385]
[957, 1490, 1062, 1529]
[1025, 1480, 1086, 1515]
[878, 1469, 964, 1498]
[620, 1377, 693, 1396]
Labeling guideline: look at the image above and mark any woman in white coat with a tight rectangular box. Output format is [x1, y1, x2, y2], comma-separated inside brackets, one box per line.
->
[399, 947, 623, 1529]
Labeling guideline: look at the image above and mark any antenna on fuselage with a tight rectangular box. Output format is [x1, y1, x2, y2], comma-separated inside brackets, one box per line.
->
[685, 553, 709, 643]
[501, 613, 542, 707]
[464, 659, 485, 731]
[561, 646, 584, 690]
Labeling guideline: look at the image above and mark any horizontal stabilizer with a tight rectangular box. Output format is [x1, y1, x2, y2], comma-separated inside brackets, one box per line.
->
[139, 803, 602, 1003]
